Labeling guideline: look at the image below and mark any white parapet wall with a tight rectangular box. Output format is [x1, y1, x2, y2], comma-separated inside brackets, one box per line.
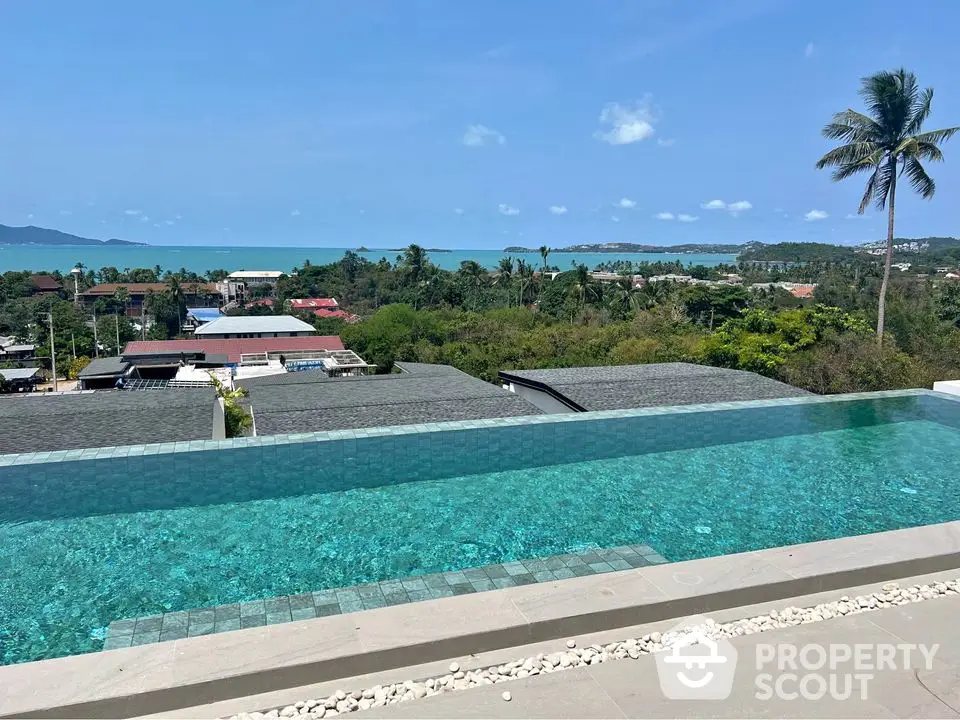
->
[933, 380, 960, 397]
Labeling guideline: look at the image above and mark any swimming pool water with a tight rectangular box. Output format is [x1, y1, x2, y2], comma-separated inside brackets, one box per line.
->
[2, 396, 960, 664]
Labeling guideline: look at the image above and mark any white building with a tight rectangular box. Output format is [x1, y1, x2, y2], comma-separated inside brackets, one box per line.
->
[193, 315, 317, 339]
[226, 270, 285, 286]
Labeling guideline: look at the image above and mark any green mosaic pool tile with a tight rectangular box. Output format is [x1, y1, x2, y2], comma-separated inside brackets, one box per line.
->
[290, 606, 317, 622]
[132, 631, 160, 646]
[240, 600, 265, 617]
[103, 635, 133, 651]
[214, 604, 240, 622]
[315, 602, 342, 616]
[134, 615, 163, 634]
[187, 621, 215, 637]
[241, 615, 266, 629]
[532, 570, 556, 582]
[215, 618, 242, 632]
[400, 577, 427, 592]
[406, 589, 433, 602]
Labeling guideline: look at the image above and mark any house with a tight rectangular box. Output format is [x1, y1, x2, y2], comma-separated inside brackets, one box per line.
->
[77, 357, 135, 390]
[0, 343, 36, 361]
[185, 307, 222, 328]
[226, 270, 285, 286]
[82, 283, 220, 317]
[788, 285, 816, 299]
[0, 388, 223, 453]
[238, 362, 540, 436]
[30, 274, 62, 295]
[498, 363, 811, 414]
[123, 335, 345, 365]
[192, 315, 316, 339]
[288, 298, 339, 310]
[0, 368, 42, 393]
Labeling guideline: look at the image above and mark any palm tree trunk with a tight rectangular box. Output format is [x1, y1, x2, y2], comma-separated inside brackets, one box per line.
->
[876, 159, 898, 344]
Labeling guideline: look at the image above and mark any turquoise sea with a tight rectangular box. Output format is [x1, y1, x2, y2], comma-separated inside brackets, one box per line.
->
[0, 244, 737, 274]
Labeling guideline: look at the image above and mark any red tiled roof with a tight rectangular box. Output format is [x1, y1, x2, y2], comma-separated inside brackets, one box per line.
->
[290, 298, 339, 309]
[243, 298, 275, 308]
[122, 336, 344, 362]
[30, 274, 62, 291]
[789, 286, 815, 299]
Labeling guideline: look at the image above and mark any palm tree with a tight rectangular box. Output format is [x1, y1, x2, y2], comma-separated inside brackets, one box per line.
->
[401, 244, 429, 286]
[816, 68, 958, 342]
[516, 259, 535, 307]
[539, 245, 550, 273]
[571, 263, 596, 314]
[458, 260, 485, 310]
[496, 257, 514, 306]
[167, 276, 185, 334]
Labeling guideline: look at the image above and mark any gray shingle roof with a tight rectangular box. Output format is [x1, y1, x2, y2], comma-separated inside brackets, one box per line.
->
[245, 363, 540, 435]
[499, 363, 811, 411]
[0, 368, 41, 381]
[393, 361, 469, 377]
[0, 389, 216, 454]
[77, 357, 131, 378]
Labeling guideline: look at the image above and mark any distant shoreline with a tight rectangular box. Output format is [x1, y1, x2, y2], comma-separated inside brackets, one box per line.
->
[504, 243, 744, 254]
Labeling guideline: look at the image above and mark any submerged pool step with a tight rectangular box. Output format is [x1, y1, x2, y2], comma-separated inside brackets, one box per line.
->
[103, 544, 669, 650]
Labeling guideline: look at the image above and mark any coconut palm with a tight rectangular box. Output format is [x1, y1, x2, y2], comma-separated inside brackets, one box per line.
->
[495, 256, 514, 306]
[516, 259, 535, 307]
[816, 68, 958, 342]
[570, 263, 597, 314]
[401, 244, 429, 286]
[458, 260, 486, 310]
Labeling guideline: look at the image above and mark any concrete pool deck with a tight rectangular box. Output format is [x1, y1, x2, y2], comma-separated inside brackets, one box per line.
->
[2, 521, 960, 718]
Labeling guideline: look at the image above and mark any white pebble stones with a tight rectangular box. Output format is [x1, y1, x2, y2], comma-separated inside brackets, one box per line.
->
[225, 578, 960, 720]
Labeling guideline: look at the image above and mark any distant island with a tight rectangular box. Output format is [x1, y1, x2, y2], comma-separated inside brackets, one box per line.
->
[503, 242, 747, 254]
[0, 224, 146, 246]
[356, 246, 451, 253]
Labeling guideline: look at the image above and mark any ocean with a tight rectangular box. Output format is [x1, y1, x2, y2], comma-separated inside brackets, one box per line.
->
[0, 245, 738, 275]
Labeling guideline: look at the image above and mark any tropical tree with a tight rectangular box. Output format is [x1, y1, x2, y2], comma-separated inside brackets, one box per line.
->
[570, 264, 597, 315]
[400, 244, 429, 286]
[537, 245, 551, 302]
[458, 260, 485, 310]
[816, 68, 958, 342]
[495, 257, 514, 306]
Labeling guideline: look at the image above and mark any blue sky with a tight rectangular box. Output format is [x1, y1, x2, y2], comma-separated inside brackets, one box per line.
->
[1, 0, 959, 249]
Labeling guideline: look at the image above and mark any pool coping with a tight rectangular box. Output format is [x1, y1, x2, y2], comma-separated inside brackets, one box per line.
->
[1, 387, 954, 466]
[2, 520, 959, 718]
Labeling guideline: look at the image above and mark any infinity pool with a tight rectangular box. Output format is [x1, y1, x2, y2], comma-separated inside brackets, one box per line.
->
[2, 391, 960, 664]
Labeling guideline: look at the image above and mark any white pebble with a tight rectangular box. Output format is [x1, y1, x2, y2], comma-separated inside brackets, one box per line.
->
[502, 691, 512, 702]
[449, 661, 460, 672]
[566, 639, 576, 648]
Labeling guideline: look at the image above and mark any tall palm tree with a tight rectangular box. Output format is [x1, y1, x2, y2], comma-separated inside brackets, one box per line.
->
[458, 260, 485, 310]
[516, 259, 535, 307]
[496, 256, 514, 306]
[571, 263, 596, 314]
[401, 244, 429, 286]
[539, 245, 550, 273]
[816, 68, 958, 342]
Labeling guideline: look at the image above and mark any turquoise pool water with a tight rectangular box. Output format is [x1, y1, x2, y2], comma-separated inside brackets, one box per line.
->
[2, 394, 960, 664]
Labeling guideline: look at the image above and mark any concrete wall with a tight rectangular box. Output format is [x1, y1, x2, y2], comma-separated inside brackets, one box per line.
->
[212, 397, 227, 440]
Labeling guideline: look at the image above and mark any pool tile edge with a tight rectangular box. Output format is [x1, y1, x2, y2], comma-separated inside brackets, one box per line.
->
[3, 520, 960, 719]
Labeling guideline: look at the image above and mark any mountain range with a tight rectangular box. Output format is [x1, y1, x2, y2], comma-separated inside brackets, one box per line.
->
[0, 224, 146, 246]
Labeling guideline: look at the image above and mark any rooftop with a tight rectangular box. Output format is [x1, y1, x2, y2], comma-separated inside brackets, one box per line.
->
[0, 389, 216, 454]
[289, 298, 339, 309]
[0, 368, 41, 382]
[82, 282, 218, 296]
[193, 315, 316, 336]
[226, 270, 285, 279]
[30, 274, 62, 291]
[77, 357, 131, 379]
[186, 307, 222, 322]
[122, 336, 345, 363]
[499, 362, 812, 412]
[240, 362, 541, 435]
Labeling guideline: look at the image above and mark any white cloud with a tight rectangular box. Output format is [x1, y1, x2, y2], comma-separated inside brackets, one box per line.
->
[678, 214, 699, 222]
[549, 205, 568, 215]
[463, 124, 506, 147]
[805, 209, 829, 221]
[595, 99, 657, 145]
[290, 209, 301, 216]
[498, 203, 520, 216]
[655, 212, 675, 220]
[26, 213, 33, 220]
[164, 220, 175, 226]
[153, 223, 161, 227]
[618, 197, 637, 209]
[804, 42, 815, 58]
[611, 215, 621, 223]
[174, 214, 182, 220]
[59, 210, 72, 216]
[139, 215, 150, 223]
[454, 208, 465, 215]
[727, 200, 753, 215]
[701, 199, 726, 210]
[124, 209, 141, 216]
[657, 137, 675, 147]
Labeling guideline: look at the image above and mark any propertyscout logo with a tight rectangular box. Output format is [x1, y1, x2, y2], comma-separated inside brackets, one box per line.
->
[654, 616, 938, 702]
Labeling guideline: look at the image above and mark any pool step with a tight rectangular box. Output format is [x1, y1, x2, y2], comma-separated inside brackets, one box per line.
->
[103, 544, 668, 650]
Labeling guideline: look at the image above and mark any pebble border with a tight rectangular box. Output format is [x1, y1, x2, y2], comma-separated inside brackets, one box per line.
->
[224, 578, 960, 719]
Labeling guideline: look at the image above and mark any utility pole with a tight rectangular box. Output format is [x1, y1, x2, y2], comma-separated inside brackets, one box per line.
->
[71, 333, 76, 360]
[93, 312, 99, 358]
[48, 312, 58, 392]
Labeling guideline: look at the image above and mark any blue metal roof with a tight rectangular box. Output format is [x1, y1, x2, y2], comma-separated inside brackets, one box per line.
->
[187, 307, 222, 322]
